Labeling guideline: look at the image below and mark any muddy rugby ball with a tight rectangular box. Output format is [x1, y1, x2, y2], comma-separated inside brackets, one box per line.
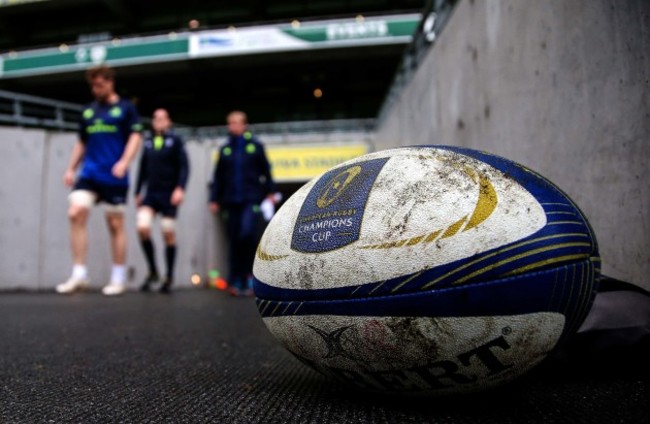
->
[253, 146, 600, 395]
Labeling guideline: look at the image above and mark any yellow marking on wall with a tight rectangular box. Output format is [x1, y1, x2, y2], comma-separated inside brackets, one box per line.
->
[212, 144, 367, 182]
[271, 144, 368, 182]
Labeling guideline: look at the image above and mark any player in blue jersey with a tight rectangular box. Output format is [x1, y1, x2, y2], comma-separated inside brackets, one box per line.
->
[209, 110, 280, 296]
[56, 65, 143, 296]
[135, 108, 190, 294]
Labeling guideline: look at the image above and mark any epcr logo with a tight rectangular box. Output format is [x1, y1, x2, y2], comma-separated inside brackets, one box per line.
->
[316, 165, 361, 209]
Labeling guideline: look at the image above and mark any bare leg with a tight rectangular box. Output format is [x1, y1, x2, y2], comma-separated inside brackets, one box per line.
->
[106, 212, 126, 265]
[101, 211, 129, 296]
[137, 207, 159, 288]
[56, 204, 91, 293]
[163, 230, 176, 246]
[69, 204, 90, 265]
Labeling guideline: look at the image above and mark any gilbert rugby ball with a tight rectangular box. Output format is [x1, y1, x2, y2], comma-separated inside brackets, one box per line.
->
[253, 146, 600, 395]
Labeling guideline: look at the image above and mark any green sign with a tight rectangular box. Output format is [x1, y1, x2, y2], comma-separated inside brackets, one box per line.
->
[1, 38, 189, 78]
[1, 14, 420, 79]
[283, 17, 419, 43]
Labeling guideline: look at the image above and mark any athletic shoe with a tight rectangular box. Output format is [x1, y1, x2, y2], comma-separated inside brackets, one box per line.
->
[140, 273, 160, 292]
[102, 282, 126, 296]
[159, 278, 172, 294]
[55, 277, 89, 294]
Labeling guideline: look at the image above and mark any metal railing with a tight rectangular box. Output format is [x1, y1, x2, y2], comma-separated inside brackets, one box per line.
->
[0, 89, 83, 130]
[0, 88, 376, 144]
[179, 118, 377, 145]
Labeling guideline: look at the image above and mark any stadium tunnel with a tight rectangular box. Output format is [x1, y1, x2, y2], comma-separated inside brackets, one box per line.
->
[0, 0, 447, 291]
[0, 0, 646, 302]
[0, 0, 648, 421]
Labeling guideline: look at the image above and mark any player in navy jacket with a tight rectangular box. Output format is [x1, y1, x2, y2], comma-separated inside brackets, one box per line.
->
[209, 111, 278, 296]
[135, 108, 190, 293]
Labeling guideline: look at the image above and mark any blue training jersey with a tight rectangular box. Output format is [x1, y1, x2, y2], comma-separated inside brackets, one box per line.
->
[78, 98, 142, 185]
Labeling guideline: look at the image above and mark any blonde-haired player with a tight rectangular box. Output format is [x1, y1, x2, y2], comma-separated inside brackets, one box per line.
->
[56, 65, 143, 296]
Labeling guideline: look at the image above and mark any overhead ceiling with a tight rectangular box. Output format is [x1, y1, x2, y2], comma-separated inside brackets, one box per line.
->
[0, 0, 427, 127]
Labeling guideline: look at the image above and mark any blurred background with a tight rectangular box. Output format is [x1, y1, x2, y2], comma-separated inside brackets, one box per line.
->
[0, 0, 429, 125]
[0, 0, 647, 294]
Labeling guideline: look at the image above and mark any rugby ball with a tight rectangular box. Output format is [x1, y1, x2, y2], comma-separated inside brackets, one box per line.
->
[253, 146, 600, 395]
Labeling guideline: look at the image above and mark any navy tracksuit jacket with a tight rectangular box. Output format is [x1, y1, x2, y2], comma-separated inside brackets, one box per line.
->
[210, 131, 276, 289]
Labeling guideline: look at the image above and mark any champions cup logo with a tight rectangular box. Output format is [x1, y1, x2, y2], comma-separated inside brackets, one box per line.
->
[316, 166, 362, 209]
[291, 158, 389, 253]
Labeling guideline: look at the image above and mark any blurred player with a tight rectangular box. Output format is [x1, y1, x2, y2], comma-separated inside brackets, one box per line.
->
[135, 108, 190, 294]
[209, 111, 279, 296]
[56, 65, 143, 296]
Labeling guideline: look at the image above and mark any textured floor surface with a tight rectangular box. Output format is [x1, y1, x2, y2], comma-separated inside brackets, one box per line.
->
[1, 289, 648, 423]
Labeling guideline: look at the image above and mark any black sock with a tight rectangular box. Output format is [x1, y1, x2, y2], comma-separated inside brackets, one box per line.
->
[165, 244, 176, 281]
[141, 238, 158, 277]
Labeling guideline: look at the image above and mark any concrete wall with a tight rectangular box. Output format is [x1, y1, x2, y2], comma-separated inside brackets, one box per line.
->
[0, 127, 372, 291]
[0, 128, 47, 290]
[0, 128, 228, 291]
[376, 0, 649, 290]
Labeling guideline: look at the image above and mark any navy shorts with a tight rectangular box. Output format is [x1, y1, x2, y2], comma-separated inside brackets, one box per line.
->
[142, 190, 177, 218]
[74, 178, 128, 205]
